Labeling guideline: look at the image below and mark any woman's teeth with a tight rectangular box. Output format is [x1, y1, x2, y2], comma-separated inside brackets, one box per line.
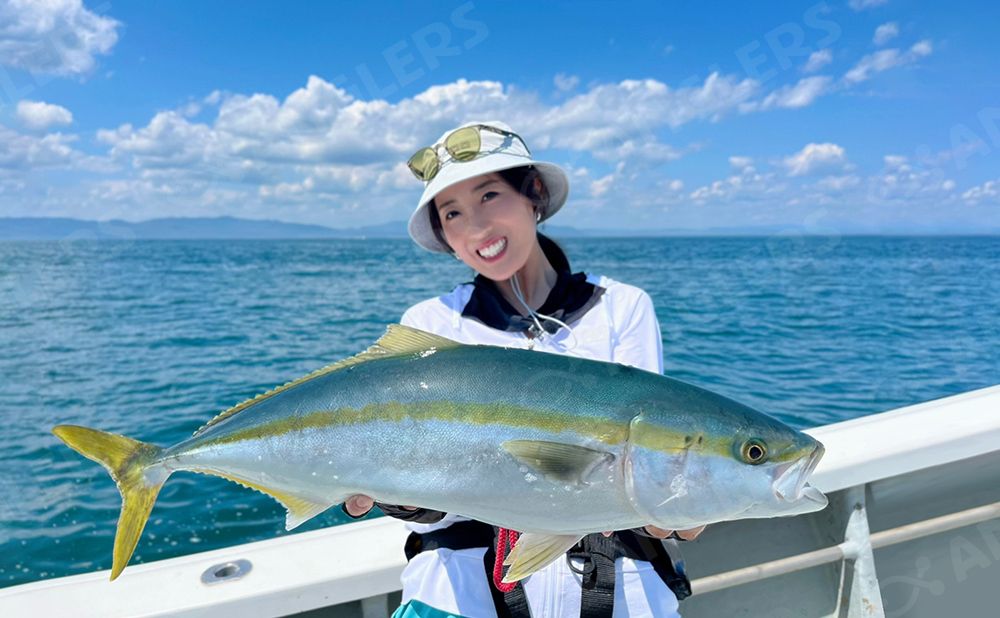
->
[477, 238, 507, 258]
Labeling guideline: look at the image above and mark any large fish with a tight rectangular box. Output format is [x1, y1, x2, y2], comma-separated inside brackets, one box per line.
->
[54, 325, 827, 582]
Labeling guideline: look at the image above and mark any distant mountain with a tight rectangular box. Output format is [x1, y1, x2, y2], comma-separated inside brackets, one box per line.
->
[0, 216, 410, 240]
[1, 216, 995, 241]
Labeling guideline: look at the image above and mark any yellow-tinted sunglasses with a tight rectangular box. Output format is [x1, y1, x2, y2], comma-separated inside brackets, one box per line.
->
[407, 125, 530, 181]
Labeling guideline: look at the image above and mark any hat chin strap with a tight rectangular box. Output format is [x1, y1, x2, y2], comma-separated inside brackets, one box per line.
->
[510, 273, 578, 351]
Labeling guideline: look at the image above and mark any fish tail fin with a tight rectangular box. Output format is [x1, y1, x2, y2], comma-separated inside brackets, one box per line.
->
[53, 424, 169, 581]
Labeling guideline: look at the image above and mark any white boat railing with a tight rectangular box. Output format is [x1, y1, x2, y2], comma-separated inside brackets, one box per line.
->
[2, 385, 999, 617]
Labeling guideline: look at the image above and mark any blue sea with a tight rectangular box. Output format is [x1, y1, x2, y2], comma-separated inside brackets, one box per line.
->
[1, 236, 998, 589]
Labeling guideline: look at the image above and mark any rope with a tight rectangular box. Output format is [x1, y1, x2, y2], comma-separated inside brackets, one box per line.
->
[492, 527, 520, 593]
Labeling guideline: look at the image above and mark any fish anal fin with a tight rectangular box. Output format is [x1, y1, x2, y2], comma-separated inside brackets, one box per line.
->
[190, 468, 335, 530]
[502, 440, 614, 484]
[502, 533, 583, 583]
[193, 324, 462, 436]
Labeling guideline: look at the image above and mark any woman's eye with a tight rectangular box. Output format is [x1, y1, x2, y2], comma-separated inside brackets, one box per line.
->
[481, 191, 498, 202]
[444, 210, 459, 221]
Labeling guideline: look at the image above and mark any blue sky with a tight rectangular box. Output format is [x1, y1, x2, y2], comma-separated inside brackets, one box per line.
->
[1, 0, 998, 232]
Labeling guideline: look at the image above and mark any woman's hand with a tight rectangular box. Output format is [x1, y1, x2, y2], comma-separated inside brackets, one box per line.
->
[601, 524, 706, 540]
[643, 524, 706, 540]
[344, 494, 376, 517]
[343, 494, 418, 517]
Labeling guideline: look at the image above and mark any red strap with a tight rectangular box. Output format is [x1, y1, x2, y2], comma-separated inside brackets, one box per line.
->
[492, 527, 520, 593]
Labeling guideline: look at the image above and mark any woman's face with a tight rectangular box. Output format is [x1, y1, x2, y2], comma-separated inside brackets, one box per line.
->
[434, 172, 538, 281]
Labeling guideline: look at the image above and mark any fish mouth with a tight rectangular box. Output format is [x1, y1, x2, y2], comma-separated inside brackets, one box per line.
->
[772, 443, 825, 504]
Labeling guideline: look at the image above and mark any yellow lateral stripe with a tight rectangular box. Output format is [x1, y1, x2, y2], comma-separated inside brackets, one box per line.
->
[198, 400, 740, 459]
[201, 400, 630, 447]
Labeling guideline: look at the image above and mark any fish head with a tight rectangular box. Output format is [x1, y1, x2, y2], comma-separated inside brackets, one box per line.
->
[624, 400, 828, 530]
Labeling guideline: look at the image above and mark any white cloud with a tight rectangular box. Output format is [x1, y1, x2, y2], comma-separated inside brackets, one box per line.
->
[844, 40, 933, 83]
[729, 156, 754, 171]
[813, 174, 860, 192]
[869, 155, 956, 202]
[16, 100, 73, 130]
[803, 49, 832, 73]
[0, 0, 120, 75]
[0, 124, 79, 169]
[873, 22, 899, 46]
[590, 173, 615, 197]
[591, 136, 683, 164]
[9, 72, 982, 230]
[849, 0, 889, 10]
[961, 179, 999, 204]
[783, 143, 848, 176]
[690, 168, 785, 204]
[754, 76, 832, 110]
[553, 73, 580, 92]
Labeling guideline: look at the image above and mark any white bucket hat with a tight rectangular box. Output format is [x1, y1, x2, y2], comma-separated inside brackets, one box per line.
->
[407, 120, 569, 253]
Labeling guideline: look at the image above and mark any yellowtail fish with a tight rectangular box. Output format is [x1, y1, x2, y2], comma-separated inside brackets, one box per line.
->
[53, 325, 827, 582]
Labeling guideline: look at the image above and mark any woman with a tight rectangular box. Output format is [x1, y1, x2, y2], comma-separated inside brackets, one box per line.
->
[345, 121, 703, 618]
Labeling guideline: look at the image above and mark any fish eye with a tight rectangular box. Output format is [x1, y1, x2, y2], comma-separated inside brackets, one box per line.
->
[740, 439, 768, 465]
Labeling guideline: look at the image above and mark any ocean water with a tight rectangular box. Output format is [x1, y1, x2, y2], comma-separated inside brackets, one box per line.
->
[1, 236, 998, 588]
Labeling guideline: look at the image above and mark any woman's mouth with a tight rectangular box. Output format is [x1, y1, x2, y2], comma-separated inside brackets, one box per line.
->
[476, 237, 507, 261]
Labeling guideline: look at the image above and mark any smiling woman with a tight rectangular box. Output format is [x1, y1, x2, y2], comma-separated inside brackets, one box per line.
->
[342, 120, 703, 618]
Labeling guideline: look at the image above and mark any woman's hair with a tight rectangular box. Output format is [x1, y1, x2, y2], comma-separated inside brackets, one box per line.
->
[427, 166, 568, 271]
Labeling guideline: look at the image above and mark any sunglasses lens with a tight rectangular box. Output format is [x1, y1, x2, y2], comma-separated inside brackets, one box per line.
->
[445, 127, 481, 161]
[407, 148, 439, 181]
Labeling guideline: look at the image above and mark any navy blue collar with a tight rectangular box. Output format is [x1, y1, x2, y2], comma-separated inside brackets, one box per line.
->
[461, 250, 605, 336]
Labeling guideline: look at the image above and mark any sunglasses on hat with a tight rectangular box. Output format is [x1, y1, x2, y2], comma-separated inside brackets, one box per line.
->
[407, 124, 531, 182]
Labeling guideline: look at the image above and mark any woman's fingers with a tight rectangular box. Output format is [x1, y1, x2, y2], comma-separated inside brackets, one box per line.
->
[344, 494, 375, 517]
[642, 524, 707, 540]
[675, 525, 706, 540]
[643, 525, 674, 539]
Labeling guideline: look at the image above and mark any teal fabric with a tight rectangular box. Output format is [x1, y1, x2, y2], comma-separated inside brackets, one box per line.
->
[391, 599, 468, 618]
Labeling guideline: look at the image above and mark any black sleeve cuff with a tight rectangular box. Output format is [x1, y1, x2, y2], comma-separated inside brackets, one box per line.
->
[376, 503, 448, 524]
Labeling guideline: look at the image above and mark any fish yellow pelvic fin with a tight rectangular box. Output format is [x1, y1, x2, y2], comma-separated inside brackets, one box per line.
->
[52, 425, 168, 581]
[502, 440, 615, 484]
[502, 533, 583, 583]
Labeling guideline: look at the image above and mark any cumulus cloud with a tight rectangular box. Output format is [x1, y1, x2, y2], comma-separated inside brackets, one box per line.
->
[961, 179, 999, 204]
[783, 143, 848, 176]
[690, 160, 786, 204]
[16, 100, 73, 130]
[844, 40, 933, 83]
[873, 22, 899, 46]
[752, 76, 832, 110]
[0, 0, 120, 75]
[0, 124, 79, 169]
[803, 49, 832, 73]
[869, 154, 956, 202]
[553, 73, 580, 92]
[729, 156, 754, 171]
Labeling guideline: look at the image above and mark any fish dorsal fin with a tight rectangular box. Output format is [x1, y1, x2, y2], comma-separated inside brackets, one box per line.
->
[193, 324, 463, 436]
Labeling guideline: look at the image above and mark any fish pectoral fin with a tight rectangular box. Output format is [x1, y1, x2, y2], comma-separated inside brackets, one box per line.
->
[502, 533, 583, 583]
[191, 469, 335, 530]
[502, 440, 614, 484]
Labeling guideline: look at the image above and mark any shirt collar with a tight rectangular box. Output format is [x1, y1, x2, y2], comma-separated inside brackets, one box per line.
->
[461, 245, 605, 336]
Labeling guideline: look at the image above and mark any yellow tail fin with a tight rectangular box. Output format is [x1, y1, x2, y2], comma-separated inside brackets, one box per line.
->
[53, 425, 169, 581]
